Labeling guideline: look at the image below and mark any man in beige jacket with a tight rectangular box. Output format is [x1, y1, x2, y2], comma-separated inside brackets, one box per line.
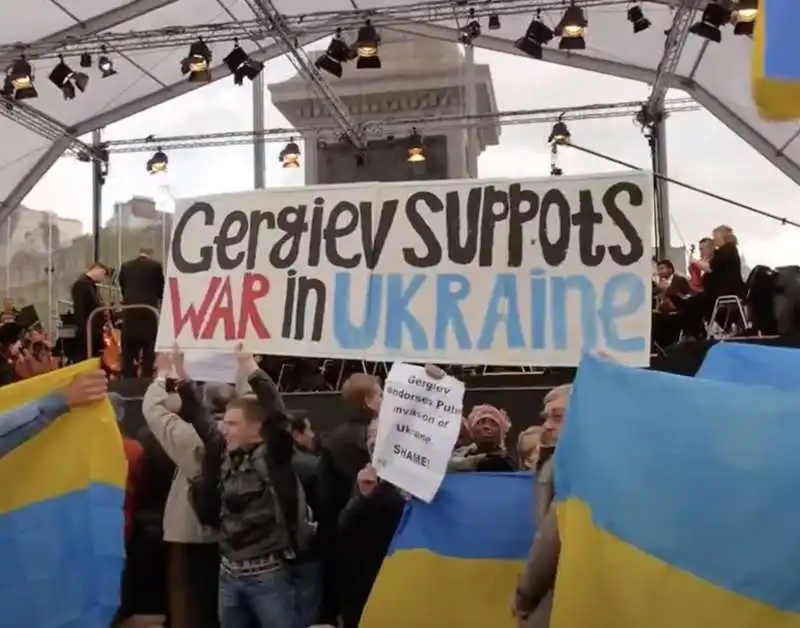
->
[143, 353, 221, 628]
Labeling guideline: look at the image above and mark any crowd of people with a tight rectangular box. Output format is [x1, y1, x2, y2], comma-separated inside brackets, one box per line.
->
[109, 344, 562, 628]
[2, 223, 797, 628]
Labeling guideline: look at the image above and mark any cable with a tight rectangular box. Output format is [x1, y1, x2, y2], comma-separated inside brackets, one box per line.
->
[566, 141, 800, 229]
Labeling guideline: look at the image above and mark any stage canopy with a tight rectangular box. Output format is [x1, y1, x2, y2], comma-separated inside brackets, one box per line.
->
[0, 0, 798, 226]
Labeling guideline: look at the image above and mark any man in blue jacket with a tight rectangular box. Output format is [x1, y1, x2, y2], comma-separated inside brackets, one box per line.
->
[0, 369, 108, 457]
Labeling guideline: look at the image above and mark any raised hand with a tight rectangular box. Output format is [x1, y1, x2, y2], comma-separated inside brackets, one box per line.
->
[62, 370, 108, 408]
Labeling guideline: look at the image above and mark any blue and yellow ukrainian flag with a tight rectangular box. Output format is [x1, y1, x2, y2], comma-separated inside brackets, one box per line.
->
[753, 0, 800, 120]
[553, 355, 800, 628]
[698, 342, 800, 390]
[360, 473, 535, 628]
[0, 361, 127, 628]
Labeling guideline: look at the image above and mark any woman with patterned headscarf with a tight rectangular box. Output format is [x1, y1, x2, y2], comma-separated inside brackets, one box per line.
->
[448, 404, 517, 472]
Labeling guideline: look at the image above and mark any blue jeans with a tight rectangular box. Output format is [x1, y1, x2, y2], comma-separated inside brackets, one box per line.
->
[289, 561, 321, 627]
[218, 565, 298, 628]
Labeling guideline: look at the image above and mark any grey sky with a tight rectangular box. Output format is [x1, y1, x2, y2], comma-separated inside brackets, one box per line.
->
[23, 45, 800, 268]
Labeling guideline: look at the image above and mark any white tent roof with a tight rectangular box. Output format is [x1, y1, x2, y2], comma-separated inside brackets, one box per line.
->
[1, 0, 798, 226]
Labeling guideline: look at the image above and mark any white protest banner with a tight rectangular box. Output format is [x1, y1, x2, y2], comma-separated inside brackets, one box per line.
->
[156, 172, 653, 366]
[372, 363, 465, 502]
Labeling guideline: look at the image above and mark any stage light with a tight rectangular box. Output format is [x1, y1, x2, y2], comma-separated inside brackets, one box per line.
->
[488, 14, 501, 30]
[181, 39, 212, 82]
[732, 0, 758, 36]
[355, 21, 381, 69]
[459, 9, 482, 44]
[548, 118, 571, 145]
[627, 4, 651, 33]
[49, 55, 89, 100]
[514, 13, 554, 60]
[689, 1, 732, 43]
[79, 53, 92, 68]
[146, 148, 168, 174]
[98, 46, 117, 78]
[315, 30, 354, 78]
[223, 39, 263, 86]
[6, 56, 37, 100]
[280, 139, 301, 169]
[557, 3, 587, 50]
[407, 128, 426, 163]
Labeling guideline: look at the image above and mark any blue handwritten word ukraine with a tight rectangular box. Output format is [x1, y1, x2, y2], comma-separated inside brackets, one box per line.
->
[332, 271, 646, 354]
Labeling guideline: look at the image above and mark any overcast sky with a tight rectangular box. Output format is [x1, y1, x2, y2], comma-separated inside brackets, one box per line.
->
[23, 42, 800, 269]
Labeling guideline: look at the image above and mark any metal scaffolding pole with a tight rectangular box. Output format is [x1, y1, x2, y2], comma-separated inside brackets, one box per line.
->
[91, 129, 104, 264]
[252, 72, 267, 189]
[653, 116, 671, 255]
[464, 44, 479, 179]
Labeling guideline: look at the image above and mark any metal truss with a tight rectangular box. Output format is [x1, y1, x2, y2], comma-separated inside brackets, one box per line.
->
[0, 0, 629, 59]
[244, 0, 366, 149]
[102, 97, 700, 154]
[638, 0, 702, 126]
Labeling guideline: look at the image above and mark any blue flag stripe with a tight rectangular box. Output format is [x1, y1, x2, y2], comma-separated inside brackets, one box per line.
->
[764, 0, 800, 80]
[389, 473, 535, 560]
[556, 356, 800, 612]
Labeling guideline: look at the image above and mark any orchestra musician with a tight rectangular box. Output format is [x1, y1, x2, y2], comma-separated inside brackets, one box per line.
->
[118, 247, 164, 378]
[680, 226, 745, 338]
[71, 262, 111, 361]
[688, 238, 714, 292]
[652, 259, 691, 348]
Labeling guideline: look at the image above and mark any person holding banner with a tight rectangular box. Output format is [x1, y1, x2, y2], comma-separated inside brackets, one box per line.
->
[175, 344, 312, 628]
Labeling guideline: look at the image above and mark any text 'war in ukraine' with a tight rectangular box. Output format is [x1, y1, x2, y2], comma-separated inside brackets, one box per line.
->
[159, 174, 653, 366]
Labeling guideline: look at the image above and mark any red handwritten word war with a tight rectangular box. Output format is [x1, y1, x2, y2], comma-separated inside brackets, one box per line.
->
[169, 272, 271, 341]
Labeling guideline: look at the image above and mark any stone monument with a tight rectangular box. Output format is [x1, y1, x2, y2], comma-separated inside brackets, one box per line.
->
[269, 30, 499, 184]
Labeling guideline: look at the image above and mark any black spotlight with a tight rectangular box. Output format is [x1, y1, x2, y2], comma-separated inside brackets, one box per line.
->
[223, 40, 263, 86]
[146, 147, 168, 174]
[557, 3, 588, 50]
[548, 118, 571, 145]
[459, 9, 482, 44]
[515, 14, 554, 59]
[280, 139, 301, 169]
[355, 20, 381, 69]
[98, 46, 117, 78]
[181, 39, 212, 82]
[6, 56, 37, 100]
[627, 4, 651, 33]
[79, 53, 92, 68]
[49, 55, 88, 100]
[407, 128, 425, 163]
[732, 0, 758, 36]
[689, 1, 733, 43]
[315, 30, 354, 78]
[488, 14, 501, 30]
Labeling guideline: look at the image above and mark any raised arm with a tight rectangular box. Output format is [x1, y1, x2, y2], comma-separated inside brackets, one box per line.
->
[234, 344, 293, 465]
[143, 358, 205, 477]
[0, 370, 107, 457]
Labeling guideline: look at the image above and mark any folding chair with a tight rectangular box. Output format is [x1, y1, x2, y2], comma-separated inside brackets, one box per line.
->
[706, 295, 749, 339]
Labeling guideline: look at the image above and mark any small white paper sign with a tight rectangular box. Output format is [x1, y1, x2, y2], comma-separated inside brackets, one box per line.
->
[174, 350, 238, 384]
[372, 363, 465, 503]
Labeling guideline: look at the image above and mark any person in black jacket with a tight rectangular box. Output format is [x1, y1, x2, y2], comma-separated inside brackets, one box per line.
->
[118, 248, 165, 377]
[71, 262, 110, 360]
[680, 225, 744, 338]
[337, 460, 406, 628]
[177, 344, 307, 628]
[315, 373, 382, 625]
